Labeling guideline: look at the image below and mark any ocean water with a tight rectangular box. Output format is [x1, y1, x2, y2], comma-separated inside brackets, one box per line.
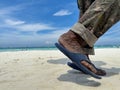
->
[0, 47, 57, 52]
[0, 45, 120, 52]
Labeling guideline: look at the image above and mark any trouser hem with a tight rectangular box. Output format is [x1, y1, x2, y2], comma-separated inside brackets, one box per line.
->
[71, 22, 98, 47]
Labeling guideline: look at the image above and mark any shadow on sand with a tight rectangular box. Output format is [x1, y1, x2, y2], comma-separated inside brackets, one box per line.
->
[47, 58, 120, 87]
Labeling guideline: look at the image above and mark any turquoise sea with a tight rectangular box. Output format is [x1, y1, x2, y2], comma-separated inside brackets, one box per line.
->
[0, 45, 120, 52]
[0, 47, 57, 52]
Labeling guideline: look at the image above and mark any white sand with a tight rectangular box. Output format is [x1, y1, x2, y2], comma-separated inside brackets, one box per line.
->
[0, 48, 120, 90]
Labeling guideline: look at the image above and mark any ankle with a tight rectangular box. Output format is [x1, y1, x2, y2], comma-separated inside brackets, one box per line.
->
[69, 30, 89, 47]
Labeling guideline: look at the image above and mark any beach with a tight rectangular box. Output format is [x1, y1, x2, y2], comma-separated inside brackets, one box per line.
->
[0, 48, 120, 90]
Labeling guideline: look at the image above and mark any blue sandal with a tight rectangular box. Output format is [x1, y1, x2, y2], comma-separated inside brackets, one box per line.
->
[67, 62, 87, 74]
[55, 43, 101, 79]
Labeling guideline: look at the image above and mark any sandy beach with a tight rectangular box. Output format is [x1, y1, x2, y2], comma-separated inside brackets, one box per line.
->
[0, 48, 120, 90]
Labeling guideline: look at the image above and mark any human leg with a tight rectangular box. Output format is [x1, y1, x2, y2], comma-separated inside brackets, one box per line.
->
[77, 0, 95, 17]
[57, 0, 120, 77]
[70, 0, 119, 75]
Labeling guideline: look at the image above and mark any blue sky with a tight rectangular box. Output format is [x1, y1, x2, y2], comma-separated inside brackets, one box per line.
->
[0, 0, 120, 47]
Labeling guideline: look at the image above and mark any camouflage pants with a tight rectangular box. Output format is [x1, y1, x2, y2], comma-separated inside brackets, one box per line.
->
[71, 0, 120, 55]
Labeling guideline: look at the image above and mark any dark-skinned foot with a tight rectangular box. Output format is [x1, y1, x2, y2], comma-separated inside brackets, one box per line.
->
[58, 30, 106, 75]
[68, 62, 106, 76]
[81, 61, 106, 76]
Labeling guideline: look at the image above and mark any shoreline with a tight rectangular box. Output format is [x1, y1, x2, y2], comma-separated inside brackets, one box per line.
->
[0, 47, 120, 52]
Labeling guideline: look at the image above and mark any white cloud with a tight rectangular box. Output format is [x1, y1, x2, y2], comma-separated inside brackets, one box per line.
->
[2, 19, 56, 31]
[5, 19, 25, 25]
[16, 23, 56, 31]
[53, 9, 72, 16]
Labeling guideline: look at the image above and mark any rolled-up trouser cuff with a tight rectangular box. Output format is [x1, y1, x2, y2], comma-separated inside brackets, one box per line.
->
[71, 22, 98, 47]
[81, 47, 95, 55]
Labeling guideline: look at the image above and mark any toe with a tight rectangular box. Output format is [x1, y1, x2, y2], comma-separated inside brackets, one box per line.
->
[81, 61, 97, 73]
[96, 69, 106, 76]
